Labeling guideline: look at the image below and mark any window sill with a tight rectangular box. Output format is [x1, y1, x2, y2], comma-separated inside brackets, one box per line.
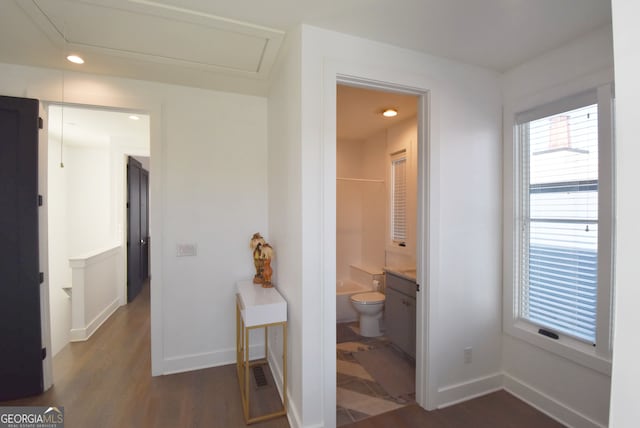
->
[505, 320, 611, 376]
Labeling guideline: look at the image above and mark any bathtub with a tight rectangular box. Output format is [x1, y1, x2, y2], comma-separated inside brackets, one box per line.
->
[336, 280, 371, 323]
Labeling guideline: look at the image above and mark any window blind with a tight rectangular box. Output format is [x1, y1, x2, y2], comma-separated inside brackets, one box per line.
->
[391, 155, 407, 243]
[520, 103, 599, 343]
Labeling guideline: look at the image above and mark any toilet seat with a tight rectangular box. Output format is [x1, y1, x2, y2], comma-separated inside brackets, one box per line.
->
[350, 291, 385, 304]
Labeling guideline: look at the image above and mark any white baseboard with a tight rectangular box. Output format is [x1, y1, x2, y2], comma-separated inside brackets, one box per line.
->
[267, 344, 308, 428]
[268, 346, 285, 400]
[69, 297, 120, 342]
[504, 373, 606, 428]
[162, 343, 266, 375]
[437, 372, 503, 408]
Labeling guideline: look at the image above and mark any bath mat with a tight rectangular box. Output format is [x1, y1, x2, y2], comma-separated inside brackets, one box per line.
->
[352, 345, 415, 401]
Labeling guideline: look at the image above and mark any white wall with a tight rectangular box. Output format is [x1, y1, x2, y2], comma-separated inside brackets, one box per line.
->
[501, 25, 614, 427]
[267, 26, 304, 427]
[66, 145, 112, 255]
[47, 135, 71, 356]
[337, 138, 365, 281]
[0, 61, 268, 377]
[609, 2, 640, 425]
[336, 117, 415, 281]
[360, 132, 386, 271]
[287, 25, 503, 427]
[47, 138, 115, 355]
[385, 117, 417, 269]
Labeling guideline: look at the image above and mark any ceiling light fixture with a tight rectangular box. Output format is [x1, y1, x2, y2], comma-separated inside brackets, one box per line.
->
[128, 115, 140, 121]
[66, 55, 84, 64]
[382, 108, 398, 117]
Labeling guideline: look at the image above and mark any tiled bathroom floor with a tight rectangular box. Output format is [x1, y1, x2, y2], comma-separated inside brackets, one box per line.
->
[336, 322, 416, 426]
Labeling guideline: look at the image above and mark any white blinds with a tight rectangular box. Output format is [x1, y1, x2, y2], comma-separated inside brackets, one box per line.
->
[520, 103, 599, 343]
[391, 155, 407, 243]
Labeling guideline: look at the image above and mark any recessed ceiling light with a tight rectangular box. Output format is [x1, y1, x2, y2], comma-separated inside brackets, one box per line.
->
[66, 55, 84, 64]
[382, 108, 398, 117]
[128, 115, 140, 121]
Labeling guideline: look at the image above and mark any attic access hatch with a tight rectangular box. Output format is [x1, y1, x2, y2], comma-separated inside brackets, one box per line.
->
[19, 0, 284, 79]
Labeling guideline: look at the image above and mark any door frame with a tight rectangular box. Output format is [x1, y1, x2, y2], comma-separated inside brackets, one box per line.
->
[33, 89, 161, 375]
[321, 68, 438, 425]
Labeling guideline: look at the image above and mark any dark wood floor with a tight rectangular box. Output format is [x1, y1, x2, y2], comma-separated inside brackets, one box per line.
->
[342, 390, 564, 428]
[1, 281, 563, 428]
[0, 281, 288, 428]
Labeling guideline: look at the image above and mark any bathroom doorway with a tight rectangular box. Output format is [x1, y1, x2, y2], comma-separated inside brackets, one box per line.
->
[335, 84, 421, 425]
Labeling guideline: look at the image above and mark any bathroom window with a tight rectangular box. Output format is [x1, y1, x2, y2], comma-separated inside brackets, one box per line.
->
[391, 152, 407, 245]
[510, 86, 614, 361]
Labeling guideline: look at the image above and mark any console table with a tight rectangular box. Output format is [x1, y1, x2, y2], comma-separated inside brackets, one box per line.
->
[236, 280, 287, 424]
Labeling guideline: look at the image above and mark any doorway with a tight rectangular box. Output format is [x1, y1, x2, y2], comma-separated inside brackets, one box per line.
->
[46, 104, 150, 357]
[127, 155, 150, 302]
[335, 84, 421, 425]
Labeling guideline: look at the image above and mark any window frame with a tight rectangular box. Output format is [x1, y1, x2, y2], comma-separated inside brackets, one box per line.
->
[390, 150, 408, 248]
[504, 84, 615, 375]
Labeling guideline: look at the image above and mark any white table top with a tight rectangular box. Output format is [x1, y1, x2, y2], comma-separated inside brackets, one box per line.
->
[236, 280, 287, 327]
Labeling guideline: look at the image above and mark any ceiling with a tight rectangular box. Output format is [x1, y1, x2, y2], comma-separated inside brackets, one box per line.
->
[48, 104, 150, 149]
[0, 0, 611, 96]
[337, 85, 418, 140]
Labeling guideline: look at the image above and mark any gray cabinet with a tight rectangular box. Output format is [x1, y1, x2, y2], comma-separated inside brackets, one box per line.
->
[385, 272, 416, 359]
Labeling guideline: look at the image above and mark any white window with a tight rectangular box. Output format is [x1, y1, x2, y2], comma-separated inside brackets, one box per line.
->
[510, 86, 614, 366]
[391, 152, 407, 246]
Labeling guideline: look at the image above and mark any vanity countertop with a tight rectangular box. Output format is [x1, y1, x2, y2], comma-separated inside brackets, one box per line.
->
[384, 267, 417, 282]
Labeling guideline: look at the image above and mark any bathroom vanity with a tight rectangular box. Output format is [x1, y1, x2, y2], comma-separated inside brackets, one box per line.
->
[384, 269, 417, 359]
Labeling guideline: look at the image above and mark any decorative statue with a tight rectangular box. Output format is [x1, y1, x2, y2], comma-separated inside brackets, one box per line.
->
[250, 233, 266, 284]
[260, 243, 274, 288]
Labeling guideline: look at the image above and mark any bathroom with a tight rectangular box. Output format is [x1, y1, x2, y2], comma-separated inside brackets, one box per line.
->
[335, 84, 419, 425]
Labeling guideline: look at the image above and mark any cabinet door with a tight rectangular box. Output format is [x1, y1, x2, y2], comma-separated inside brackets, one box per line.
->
[407, 297, 416, 359]
[385, 287, 414, 357]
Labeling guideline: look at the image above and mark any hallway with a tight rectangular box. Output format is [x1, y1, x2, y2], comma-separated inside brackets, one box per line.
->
[0, 282, 289, 428]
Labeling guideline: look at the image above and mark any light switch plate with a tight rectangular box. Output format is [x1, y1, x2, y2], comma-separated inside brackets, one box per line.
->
[176, 244, 197, 257]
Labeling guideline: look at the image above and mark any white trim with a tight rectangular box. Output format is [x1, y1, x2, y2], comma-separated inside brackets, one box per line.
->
[267, 345, 285, 401]
[162, 343, 265, 375]
[69, 297, 120, 341]
[437, 372, 503, 408]
[38, 101, 53, 391]
[69, 243, 121, 268]
[284, 391, 305, 428]
[503, 76, 615, 375]
[504, 373, 606, 428]
[328, 69, 436, 423]
[505, 321, 611, 375]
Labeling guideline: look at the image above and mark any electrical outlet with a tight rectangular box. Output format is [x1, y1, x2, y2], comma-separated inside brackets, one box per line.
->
[464, 347, 472, 364]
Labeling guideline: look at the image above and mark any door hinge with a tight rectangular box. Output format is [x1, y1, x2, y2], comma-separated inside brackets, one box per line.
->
[39, 272, 44, 284]
[38, 117, 43, 129]
[416, 283, 420, 292]
[38, 194, 43, 206]
[42, 347, 47, 360]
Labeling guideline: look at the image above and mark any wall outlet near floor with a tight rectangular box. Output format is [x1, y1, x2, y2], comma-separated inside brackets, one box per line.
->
[464, 347, 472, 364]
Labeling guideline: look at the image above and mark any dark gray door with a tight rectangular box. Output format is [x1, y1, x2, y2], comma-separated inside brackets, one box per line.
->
[127, 157, 149, 302]
[0, 95, 43, 400]
[140, 168, 149, 281]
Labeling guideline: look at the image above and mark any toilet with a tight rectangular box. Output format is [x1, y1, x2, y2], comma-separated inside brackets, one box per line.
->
[350, 291, 385, 337]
